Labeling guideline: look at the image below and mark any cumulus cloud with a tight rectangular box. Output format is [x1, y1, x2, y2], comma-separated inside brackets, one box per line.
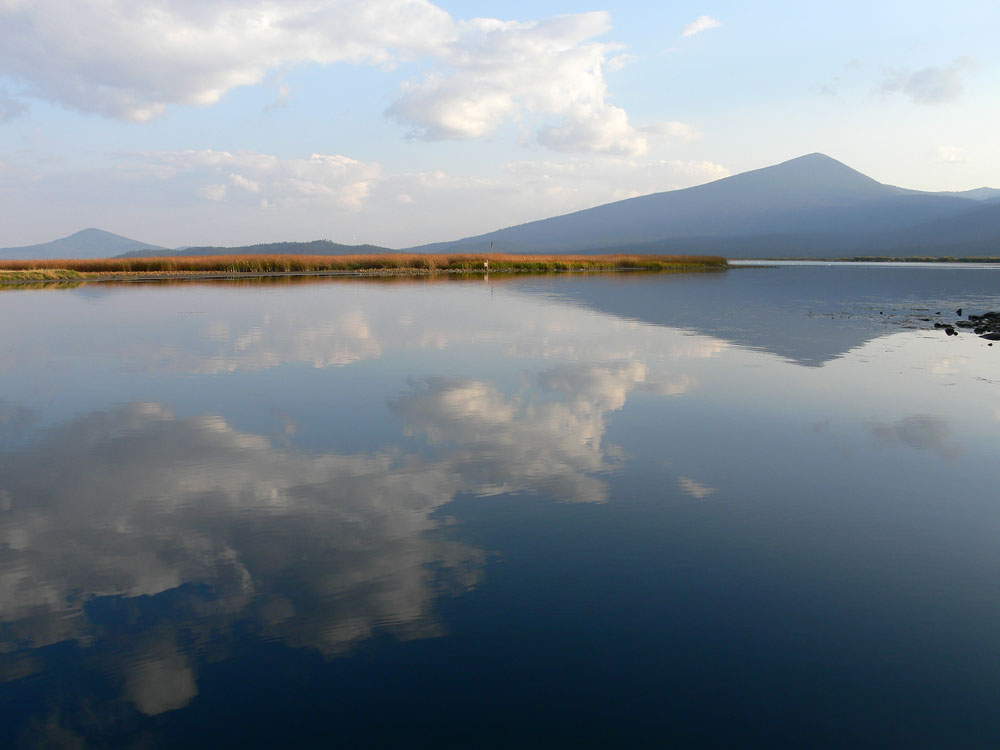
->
[198, 183, 228, 201]
[0, 2, 678, 155]
[139, 149, 382, 210]
[682, 15, 722, 37]
[538, 105, 648, 156]
[387, 12, 655, 155]
[879, 58, 976, 105]
[936, 145, 968, 164]
[0, 0, 452, 121]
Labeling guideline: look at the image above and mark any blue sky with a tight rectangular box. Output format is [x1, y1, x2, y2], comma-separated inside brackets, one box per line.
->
[1, 0, 997, 248]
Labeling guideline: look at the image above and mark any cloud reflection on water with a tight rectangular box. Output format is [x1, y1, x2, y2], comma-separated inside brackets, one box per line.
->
[0, 355, 666, 716]
[868, 414, 961, 460]
[0, 402, 477, 715]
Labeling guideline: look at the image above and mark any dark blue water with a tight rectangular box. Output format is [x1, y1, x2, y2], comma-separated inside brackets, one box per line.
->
[1, 267, 999, 747]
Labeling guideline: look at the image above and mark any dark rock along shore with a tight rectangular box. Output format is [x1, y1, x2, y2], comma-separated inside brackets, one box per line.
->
[934, 310, 1000, 342]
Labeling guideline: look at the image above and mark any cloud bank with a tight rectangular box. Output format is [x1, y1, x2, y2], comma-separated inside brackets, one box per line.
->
[0, 1, 678, 155]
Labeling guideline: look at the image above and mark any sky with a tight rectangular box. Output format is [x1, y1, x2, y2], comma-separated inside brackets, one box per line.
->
[0, 0, 997, 249]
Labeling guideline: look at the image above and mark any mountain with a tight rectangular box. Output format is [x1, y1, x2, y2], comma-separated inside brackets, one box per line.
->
[117, 239, 394, 258]
[0, 228, 165, 260]
[407, 154, 1000, 258]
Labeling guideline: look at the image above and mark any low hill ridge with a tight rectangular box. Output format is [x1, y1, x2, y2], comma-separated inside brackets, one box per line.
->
[118, 239, 395, 258]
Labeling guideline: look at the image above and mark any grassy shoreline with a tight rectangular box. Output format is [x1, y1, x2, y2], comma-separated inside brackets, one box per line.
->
[1, 253, 728, 284]
[0, 269, 84, 282]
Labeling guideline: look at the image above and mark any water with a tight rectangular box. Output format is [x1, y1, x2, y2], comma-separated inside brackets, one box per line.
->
[1, 266, 999, 747]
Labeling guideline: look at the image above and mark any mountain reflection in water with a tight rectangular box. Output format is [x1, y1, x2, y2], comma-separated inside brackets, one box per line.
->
[1, 269, 1000, 747]
[512, 264, 1000, 365]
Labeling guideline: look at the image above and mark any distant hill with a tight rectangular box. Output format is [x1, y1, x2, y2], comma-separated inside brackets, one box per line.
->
[406, 154, 1000, 258]
[932, 187, 1000, 202]
[118, 239, 395, 258]
[0, 228, 165, 260]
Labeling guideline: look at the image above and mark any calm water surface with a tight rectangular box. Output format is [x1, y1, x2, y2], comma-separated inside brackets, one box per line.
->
[2, 266, 999, 747]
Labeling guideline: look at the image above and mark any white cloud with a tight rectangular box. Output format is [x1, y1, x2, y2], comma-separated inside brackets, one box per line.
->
[146, 150, 381, 210]
[387, 12, 655, 155]
[538, 105, 648, 156]
[682, 15, 722, 37]
[198, 183, 228, 201]
[640, 121, 701, 141]
[0, 2, 680, 156]
[937, 146, 968, 164]
[0, 0, 453, 121]
[230, 173, 261, 193]
[879, 58, 977, 105]
[606, 53, 637, 72]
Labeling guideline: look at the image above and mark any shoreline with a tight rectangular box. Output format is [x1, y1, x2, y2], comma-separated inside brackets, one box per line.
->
[0, 264, 728, 286]
[0, 253, 729, 285]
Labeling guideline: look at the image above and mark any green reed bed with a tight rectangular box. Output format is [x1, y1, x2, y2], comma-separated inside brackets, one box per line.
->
[0, 269, 83, 281]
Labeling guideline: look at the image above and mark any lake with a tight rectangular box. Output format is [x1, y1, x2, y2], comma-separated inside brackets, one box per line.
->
[2, 264, 999, 747]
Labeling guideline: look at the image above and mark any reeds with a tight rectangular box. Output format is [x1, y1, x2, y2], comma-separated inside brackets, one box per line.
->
[0, 253, 727, 275]
[0, 268, 83, 281]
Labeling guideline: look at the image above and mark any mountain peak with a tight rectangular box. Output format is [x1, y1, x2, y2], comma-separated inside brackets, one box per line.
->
[766, 152, 875, 179]
[71, 228, 116, 238]
[0, 228, 164, 260]
[716, 152, 887, 202]
[782, 152, 840, 165]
